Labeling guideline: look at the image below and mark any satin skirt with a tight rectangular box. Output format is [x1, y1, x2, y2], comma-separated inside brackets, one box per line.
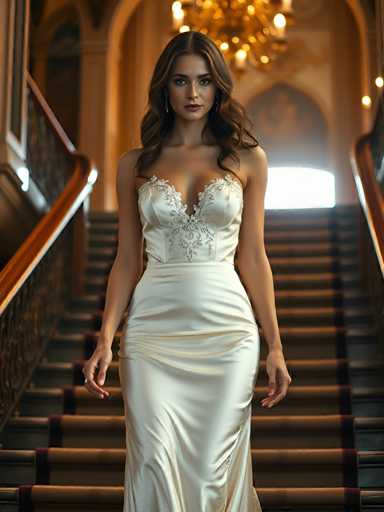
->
[118, 261, 262, 511]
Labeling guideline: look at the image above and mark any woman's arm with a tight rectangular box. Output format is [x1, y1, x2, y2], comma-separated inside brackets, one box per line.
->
[82, 149, 144, 398]
[237, 146, 281, 351]
[97, 149, 144, 347]
[236, 145, 292, 408]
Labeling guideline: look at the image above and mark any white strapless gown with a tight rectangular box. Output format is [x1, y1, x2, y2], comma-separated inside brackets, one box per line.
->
[118, 172, 262, 511]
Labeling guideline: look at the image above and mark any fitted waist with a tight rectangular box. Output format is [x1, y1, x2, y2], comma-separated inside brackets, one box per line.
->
[146, 260, 235, 269]
[142, 260, 237, 281]
[123, 258, 257, 339]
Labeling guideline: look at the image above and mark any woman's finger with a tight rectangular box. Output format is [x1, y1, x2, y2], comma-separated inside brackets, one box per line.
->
[84, 374, 109, 398]
[262, 388, 287, 406]
[261, 370, 291, 407]
[96, 361, 109, 386]
[83, 361, 109, 398]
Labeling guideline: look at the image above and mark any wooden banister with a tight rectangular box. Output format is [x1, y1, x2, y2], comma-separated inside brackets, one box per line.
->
[350, 94, 384, 347]
[0, 73, 97, 314]
[0, 73, 97, 432]
[351, 131, 384, 278]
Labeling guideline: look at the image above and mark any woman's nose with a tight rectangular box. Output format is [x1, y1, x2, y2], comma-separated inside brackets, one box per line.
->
[188, 82, 198, 98]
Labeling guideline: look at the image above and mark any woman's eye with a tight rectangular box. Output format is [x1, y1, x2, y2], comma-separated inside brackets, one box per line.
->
[173, 78, 212, 86]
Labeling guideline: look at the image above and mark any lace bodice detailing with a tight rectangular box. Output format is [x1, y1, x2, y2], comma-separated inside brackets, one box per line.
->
[137, 173, 243, 263]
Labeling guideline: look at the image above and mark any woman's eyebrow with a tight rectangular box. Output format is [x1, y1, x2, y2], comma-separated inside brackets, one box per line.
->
[171, 73, 212, 78]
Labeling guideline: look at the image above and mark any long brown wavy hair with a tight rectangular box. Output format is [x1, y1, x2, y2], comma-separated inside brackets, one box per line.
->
[135, 30, 259, 178]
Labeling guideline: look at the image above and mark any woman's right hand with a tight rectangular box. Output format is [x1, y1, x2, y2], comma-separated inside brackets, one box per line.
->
[82, 343, 113, 399]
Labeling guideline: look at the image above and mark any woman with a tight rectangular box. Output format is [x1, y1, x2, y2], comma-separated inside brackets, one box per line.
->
[82, 30, 292, 511]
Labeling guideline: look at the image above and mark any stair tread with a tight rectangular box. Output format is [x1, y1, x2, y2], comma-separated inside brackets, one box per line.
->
[0, 485, 365, 502]
[4, 484, 364, 506]
[2, 447, 384, 464]
[38, 357, 384, 371]
[75, 306, 371, 316]
[23, 384, 354, 395]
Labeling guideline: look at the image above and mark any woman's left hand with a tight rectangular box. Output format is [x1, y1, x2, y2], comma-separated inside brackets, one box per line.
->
[261, 348, 292, 408]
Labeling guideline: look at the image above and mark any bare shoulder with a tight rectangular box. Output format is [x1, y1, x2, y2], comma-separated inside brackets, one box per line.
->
[116, 148, 144, 190]
[117, 147, 143, 175]
[241, 145, 268, 188]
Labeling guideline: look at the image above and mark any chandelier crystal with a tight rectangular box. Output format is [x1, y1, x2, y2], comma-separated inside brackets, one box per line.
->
[171, 0, 295, 75]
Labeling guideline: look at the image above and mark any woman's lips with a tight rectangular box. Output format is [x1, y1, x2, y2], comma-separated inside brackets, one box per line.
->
[184, 105, 202, 111]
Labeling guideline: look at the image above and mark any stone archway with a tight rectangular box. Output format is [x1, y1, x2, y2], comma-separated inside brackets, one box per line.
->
[247, 82, 329, 169]
[104, 0, 142, 208]
[29, 4, 82, 96]
[104, 0, 169, 209]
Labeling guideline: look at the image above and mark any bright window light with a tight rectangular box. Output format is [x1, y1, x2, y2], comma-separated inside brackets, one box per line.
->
[265, 166, 335, 209]
[16, 166, 30, 192]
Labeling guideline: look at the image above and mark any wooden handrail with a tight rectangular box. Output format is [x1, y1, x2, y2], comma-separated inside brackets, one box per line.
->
[26, 72, 76, 153]
[350, 103, 384, 279]
[0, 73, 97, 315]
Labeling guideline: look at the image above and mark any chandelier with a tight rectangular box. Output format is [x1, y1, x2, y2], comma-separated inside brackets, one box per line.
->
[171, 0, 295, 75]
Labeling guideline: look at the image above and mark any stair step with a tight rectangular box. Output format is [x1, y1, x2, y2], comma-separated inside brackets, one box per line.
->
[88, 230, 358, 248]
[3, 414, 374, 450]
[88, 205, 359, 221]
[58, 312, 97, 331]
[356, 418, 384, 451]
[1, 416, 378, 454]
[283, 287, 353, 298]
[266, 229, 356, 242]
[18, 385, 368, 417]
[59, 306, 371, 331]
[87, 241, 359, 260]
[349, 360, 384, 387]
[35, 358, 383, 388]
[3, 447, 379, 488]
[352, 388, 384, 417]
[69, 288, 371, 314]
[88, 214, 359, 231]
[0, 487, 18, 512]
[361, 489, 384, 508]
[92, 254, 359, 271]
[359, 451, 384, 489]
[85, 262, 113, 276]
[84, 257, 360, 276]
[30, 360, 384, 398]
[47, 325, 375, 362]
[83, 272, 362, 294]
[69, 293, 105, 312]
[89, 211, 119, 223]
[265, 241, 358, 257]
[87, 221, 357, 239]
[89, 212, 358, 230]
[0, 484, 367, 511]
[276, 306, 370, 325]
[88, 247, 116, 261]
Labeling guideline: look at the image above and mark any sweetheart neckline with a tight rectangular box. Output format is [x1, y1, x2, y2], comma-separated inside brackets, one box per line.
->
[137, 173, 243, 219]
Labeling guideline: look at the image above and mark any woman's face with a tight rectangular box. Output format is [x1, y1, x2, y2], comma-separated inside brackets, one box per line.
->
[167, 53, 217, 120]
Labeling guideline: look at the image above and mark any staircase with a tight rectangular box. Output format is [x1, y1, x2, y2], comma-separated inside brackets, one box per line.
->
[1, 205, 383, 511]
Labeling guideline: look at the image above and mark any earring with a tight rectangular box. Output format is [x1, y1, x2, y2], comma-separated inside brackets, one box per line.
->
[165, 94, 169, 113]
